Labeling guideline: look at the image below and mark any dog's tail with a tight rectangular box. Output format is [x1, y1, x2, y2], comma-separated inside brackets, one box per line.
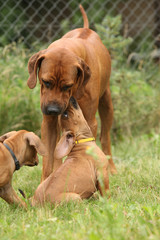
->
[79, 4, 89, 28]
[18, 188, 26, 198]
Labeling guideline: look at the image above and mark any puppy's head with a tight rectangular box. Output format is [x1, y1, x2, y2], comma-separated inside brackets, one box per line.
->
[27, 47, 91, 116]
[0, 130, 47, 167]
[0, 131, 17, 142]
[54, 97, 93, 159]
[60, 97, 92, 138]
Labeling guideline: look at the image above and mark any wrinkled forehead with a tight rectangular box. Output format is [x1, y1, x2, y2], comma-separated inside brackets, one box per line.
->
[40, 57, 77, 81]
[40, 48, 78, 73]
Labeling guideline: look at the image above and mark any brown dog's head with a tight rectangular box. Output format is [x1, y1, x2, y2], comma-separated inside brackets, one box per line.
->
[27, 47, 91, 116]
[0, 130, 47, 167]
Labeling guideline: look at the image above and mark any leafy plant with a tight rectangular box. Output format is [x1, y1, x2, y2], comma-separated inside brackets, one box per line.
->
[95, 15, 132, 61]
[0, 42, 41, 135]
[96, 15, 160, 140]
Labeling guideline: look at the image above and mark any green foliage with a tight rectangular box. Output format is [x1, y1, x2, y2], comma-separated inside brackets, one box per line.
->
[0, 14, 160, 140]
[60, 19, 71, 36]
[111, 64, 160, 139]
[96, 14, 160, 140]
[95, 15, 132, 61]
[0, 42, 41, 135]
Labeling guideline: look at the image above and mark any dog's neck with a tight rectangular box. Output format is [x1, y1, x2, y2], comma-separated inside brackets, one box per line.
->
[75, 137, 95, 145]
[75, 125, 94, 140]
[3, 140, 22, 172]
[70, 136, 96, 157]
[74, 128, 95, 147]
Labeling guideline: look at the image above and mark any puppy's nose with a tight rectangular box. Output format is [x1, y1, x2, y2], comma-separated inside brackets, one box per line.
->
[47, 106, 62, 115]
[35, 155, 39, 166]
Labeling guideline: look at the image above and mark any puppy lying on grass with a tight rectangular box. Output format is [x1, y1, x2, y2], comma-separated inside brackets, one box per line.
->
[0, 130, 46, 208]
[31, 97, 109, 206]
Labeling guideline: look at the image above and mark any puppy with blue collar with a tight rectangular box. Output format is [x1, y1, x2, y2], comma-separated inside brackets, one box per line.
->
[0, 130, 46, 208]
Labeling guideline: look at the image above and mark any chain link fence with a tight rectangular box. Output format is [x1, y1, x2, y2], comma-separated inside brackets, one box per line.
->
[0, 0, 160, 55]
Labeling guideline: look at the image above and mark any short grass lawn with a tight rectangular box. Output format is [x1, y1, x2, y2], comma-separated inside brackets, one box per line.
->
[0, 134, 160, 240]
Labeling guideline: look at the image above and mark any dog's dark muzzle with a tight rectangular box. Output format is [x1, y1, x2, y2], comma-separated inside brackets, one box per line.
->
[42, 104, 63, 116]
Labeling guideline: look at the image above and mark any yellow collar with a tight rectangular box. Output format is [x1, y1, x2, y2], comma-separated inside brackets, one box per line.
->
[75, 137, 95, 144]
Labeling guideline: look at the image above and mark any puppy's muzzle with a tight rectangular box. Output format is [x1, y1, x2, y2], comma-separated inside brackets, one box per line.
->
[42, 103, 64, 116]
[34, 161, 38, 166]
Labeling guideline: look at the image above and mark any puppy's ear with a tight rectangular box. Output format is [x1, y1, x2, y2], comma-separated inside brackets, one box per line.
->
[75, 58, 91, 99]
[27, 50, 46, 89]
[54, 131, 75, 159]
[24, 132, 47, 156]
[0, 131, 17, 142]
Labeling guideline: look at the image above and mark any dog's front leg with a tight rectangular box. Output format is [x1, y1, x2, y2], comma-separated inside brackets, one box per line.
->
[0, 184, 27, 208]
[41, 115, 62, 181]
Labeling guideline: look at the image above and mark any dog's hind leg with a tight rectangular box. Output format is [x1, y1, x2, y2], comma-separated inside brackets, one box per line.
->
[98, 89, 117, 174]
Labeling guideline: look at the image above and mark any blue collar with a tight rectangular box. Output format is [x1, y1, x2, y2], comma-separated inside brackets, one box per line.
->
[3, 143, 20, 171]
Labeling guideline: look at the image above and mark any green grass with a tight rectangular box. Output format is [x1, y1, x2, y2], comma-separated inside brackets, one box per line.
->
[0, 134, 160, 240]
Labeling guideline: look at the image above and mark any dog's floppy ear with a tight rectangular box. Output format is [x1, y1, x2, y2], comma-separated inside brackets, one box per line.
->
[27, 50, 46, 89]
[54, 131, 75, 159]
[0, 131, 17, 142]
[76, 58, 91, 99]
[24, 132, 47, 156]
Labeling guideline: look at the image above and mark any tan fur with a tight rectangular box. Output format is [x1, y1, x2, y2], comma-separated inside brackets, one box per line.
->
[79, 4, 89, 28]
[0, 130, 46, 208]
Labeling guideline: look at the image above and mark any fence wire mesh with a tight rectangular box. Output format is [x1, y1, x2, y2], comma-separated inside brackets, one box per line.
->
[0, 0, 160, 55]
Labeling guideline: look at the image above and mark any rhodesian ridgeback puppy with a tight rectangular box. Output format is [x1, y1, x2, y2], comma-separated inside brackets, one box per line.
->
[0, 130, 46, 208]
[31, 97, 109, 206]
[27, 5, 116, 181]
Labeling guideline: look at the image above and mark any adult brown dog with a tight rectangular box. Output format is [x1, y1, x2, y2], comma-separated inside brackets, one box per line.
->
[0, 130, 46, 208]
[31, 97, 109, 206]
[27, 5, 116, 180]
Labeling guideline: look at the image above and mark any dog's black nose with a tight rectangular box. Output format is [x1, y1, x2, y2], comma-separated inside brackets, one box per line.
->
[42, 103, 63, 116]
[46, 105, 62, 115]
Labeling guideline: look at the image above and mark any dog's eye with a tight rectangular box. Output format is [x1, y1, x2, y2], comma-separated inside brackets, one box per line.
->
[42, 80, 51, 88]
[67, 133, 73, 139]
[62, 111, 68, 118]
[62, 84, 73, 91]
